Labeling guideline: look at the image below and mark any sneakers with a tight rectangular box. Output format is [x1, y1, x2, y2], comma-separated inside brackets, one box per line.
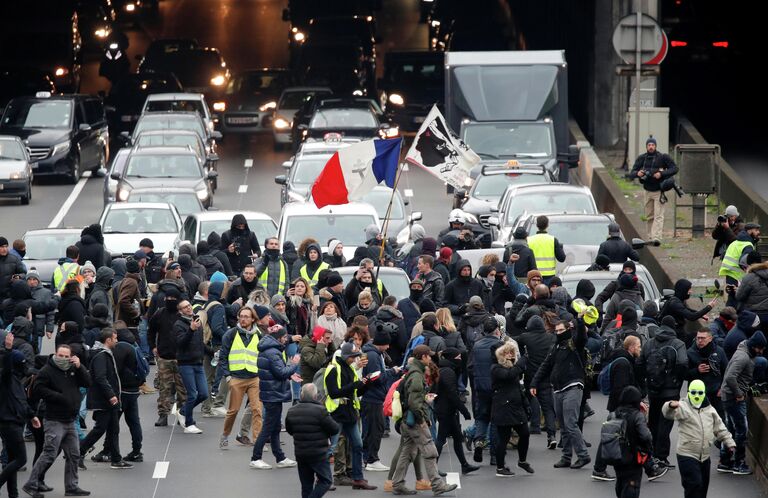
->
[235, 435, 253, 446]
[184, 424, 203, 434]
[365, 460, 390, 471]
[461, 463, 479, 474]
[351, 479, 377, 490]
[276, 458, 297, 468]
[383, 480, 393, 492]
[91, 452, 109, 463]
[219, 436, 229, 450]
[733, 462, 753, 475]
[77, 457, 87, 471]
[177, 413, 186, 427]
[518, 461, 534, 474]
[334, 475, 354, 486]
[65, 488, 91, 496]
[570, 457, 591, 469]
[38, 483, 54, 493]
[154, 415, 168, 427]
[496, 467, 515, 477]
[591, 469, 616, 481]
[647, 464, 669, 481]
[473, 446, 483, 463]
[110, 460, 134, 469]
[553, 458, 571, 468]
[462, 430, 473, 452]
[547, 438, 557, 450]
[415, 480, 431, 491]
[139, 383, 156, 394]
[716, 462, 734, 474]
[657, 458, 675, 469]
[124, 452, 143, 462]
[212, 406, 228, 417]
[249, 459, 273, 470]
[22, 484, 44, 498]
[434, 483, 458, 495]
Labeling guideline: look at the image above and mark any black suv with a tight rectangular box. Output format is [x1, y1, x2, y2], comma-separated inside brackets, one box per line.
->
[0, 93, 109, 183]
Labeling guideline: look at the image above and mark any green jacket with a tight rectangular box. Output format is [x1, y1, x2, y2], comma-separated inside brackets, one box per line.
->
[404, 358, 429, 424]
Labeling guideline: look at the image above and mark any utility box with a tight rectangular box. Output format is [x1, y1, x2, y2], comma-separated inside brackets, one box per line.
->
[628, 107, 669, 158]
[674, 144, 719, 194]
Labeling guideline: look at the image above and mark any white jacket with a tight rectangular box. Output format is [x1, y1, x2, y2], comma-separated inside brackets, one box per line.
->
[663, 399, 735, 462]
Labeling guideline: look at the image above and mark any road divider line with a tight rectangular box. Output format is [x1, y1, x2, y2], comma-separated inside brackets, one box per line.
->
[238, 185, 248, 193]
[237, 158, 253, 209]
[48, 171, 91, 228]
[445, 472, 461, 489]
[244, 159, 253, 168]
[152, 461, 169, 479]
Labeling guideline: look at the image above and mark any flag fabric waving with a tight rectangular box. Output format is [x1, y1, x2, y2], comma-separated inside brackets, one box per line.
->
[311, 138, 402, 208]
[404, 105, 480, 189]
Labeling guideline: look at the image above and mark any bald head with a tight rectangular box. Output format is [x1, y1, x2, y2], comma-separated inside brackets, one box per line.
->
[534, 284, 550, 300]
[624, 335, 641, 357]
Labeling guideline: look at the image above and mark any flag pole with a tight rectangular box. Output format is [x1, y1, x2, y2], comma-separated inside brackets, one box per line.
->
[376, 140, 405, 279]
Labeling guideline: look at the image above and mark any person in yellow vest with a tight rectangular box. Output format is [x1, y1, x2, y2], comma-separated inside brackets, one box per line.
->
[217, 306, 263, 450]
[527, 215, 565, 285]
[324, 341, 377, 490]
[256, 237, 289, 297]
[52, 246, 81, 292]
[294, 243, 329, 289]
[720, 223, 761, 307]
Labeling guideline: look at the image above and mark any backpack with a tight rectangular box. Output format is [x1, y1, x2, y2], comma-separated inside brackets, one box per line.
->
[597, 356, 630, 396]
[400, 335, 425, 368]
[646, 344, 678, 391]
[464, 321, 484, 351]
[383, 377, 404, 419]
[600, 329, 626, 364]
[130, 343, 150, 383]
[313, 367, 328, 405]
[197, 301, 222, 346]
[600, 415, 633, 466]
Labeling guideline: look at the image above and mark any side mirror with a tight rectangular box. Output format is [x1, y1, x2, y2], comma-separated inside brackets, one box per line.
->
[662, 288, 675, 298]
[281, 160, 293, 169]
[95, 167, 107, 178]
[110, 251, 122, 259]
[489, 206, 499, 213]
[558, 144, 580, 168]
[207, 153, 219, 163]
[110, 171, 121, 180]
[282, 8, 290, 21]
[207, 170, 218, 179]
[379, 123, 391, 130]
[274, 175, 287, 185]
[631, 237, 646, 249]
[487, 216, 500, 227]
[79, 123, 91, 132]
[491, 241, 504, 249]
[409, 211, 423, 223]
[211, 131, 223, 140]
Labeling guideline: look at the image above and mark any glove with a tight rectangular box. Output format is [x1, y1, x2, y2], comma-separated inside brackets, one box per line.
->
[458, 304, 468, 315]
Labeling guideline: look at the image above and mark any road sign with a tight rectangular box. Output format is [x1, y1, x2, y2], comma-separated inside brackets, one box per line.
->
[612, 13, 668, 65]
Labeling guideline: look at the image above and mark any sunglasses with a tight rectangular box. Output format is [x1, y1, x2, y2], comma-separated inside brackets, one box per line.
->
[689, 391, 705, 396]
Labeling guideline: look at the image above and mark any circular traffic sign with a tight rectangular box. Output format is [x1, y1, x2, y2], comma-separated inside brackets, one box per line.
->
[612, 13, 668, 65]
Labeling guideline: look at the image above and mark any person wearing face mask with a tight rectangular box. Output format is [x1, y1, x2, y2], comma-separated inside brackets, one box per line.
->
[595, 261, 646, 311]
[398, 280, 425, 338]
[664, 380, 735, 498]
[86, 267, 115, 321]
[709, 307, 737, 348]
[256, 237, 289, 297]
[660, 279, 717, 347]
[23, 344, 91, 498]
[344, 268, 382, 310]
[324, 239, 347, 268]
[443, 260, 485, 320]
[148, 289, 187, 428]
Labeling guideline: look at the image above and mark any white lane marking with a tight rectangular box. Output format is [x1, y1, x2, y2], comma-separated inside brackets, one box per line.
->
[244, 159, 253, 168]
[152, 401, 180, 497]
[404, 188, 414, 198]
[238, 185, 248, 193]
[48, 171, 92, 228]
[445, 472, 461, 489]
[152, 461, 169, 479]
[402, 162, 409, 171]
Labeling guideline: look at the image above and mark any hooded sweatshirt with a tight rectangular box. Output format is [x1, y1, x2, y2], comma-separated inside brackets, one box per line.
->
[638, 323, 688, 397]
[722, 333, 767, 401]
[196, 240, 225, 278]
[221, 214, 262, 274]
[206, 232, 234, 276]
[735, 261, 768, 313]
[76, 223, 109, 269]
[614, 386, 653, 461]
[88, 266, 115, 320]
[443, 259, 485, 315]
[724, 310, 761, 359]
[664, 279, 713, 346]
[517, 315, 556, 388]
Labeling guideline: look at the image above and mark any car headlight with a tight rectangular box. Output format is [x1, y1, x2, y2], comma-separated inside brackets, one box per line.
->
[293, 31, 305, 42]
[52, 141, 71, 156]
[259, 101, 277, 112]
[383, 125, 400, 138]
[125, 2, 136, 11]
[273, 117, 290, 130]
[196, 187, 208, 200]
[210, 75, 226, 86]
[10, 171, 28, 180]
[352, 89, 364, 96]
[117, 188, 130, 201]
[94, 27, 109, 39]
[54, 67, 69, 77]
[212, 101, 226, 112]
[388, 93, 405, 106]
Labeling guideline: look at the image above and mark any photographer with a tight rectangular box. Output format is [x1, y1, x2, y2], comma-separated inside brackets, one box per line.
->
[720, 223, 761, 307]
[221, 214, 262, 275]
[629, 136, 679, 243]
[712, 205, 744, 262]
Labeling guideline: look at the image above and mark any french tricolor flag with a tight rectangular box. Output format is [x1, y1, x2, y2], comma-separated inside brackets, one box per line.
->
[311, 138, 402, 208]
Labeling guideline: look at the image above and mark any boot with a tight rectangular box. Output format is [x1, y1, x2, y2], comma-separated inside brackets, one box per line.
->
[155, 415, 168, 427]
[139, 383, 156, 394]
[461, 463, 479, 474]
[383, 480, 393, 492]
[352, 479, 377, 490]
[415, 480, 431, 491]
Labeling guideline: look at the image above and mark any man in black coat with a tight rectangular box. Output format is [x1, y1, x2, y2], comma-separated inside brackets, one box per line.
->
[79, 329, 133, 469]
[206, 232, 233, 276]
[75, 224, 110, 270]
[629, 136, 679, 242]
[686, 328, 728, 420]
[597, 223, 639, 263]
[286, 383, 340, 498]
[0, 237, 26, 300]
[24, 344, 91, 497]
[503, 227, 538, 278]
[517, 315, 557, 445]
[221, 214, 262, 275]
[444, 259, 485, 321]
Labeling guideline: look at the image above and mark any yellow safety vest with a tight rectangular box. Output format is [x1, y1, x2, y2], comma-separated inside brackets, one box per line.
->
[376, 279, 384, 298]
[300, 262, 330, 287]
[528, 233, 557, 276]
[323, 361, 361, 413]
[228, 331, 260, 373]
[719, 240, 754, 281]
[258, 260, 288, 295]
[53, 262, 80, 291]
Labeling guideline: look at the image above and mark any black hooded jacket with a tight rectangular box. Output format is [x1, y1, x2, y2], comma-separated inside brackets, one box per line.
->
[177, 244, 207, 282]
[597, 236, 640, 264]
[662, 279, 712, 346]
[206, 232, 234, 276]
[282, 241, 299, 268]
[502, 242, 537, 278]
[606, 347, 640, 412]
[76, 224, 110, 269]
[33, 355, 91, 422]
[2, 280, 57, 325]
[435, 355, 471, 420]
[221, 214, 262, 274]
[87, 267, 115, 319]
[443, 259, 485, 315]
[517, 315, 556, 388]
[614, 386, 653, 464]
[196, 240, 225, 279]
[57, 292, 86, 333]
[178, 254, 202, 298]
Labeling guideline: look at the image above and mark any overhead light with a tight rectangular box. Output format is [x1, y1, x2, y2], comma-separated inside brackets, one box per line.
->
[388, 93, 404, 106]
[212, 102, 226, 112]
[54, 67, 68, 77]
[259, 101, 277, 112]
[293, 31, 305, 42]
[210, 75, 226, 86]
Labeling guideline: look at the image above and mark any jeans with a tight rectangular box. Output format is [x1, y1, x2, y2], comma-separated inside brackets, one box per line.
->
[329, 420, 364, 480]
[677, 454, 711, 498]
[721, 399, 748, 464]
[435, 413, 468, 466]
[75, 387, 87, 440]
[287, 342, 301, 402]
[0, 422, 26, 498]
[648, 395, 676, 460]
[528, 385, 556, 437]
[495, 423, 530, 469]
[251, 402, 285, 462]
[361, 401, 385, 464]
[121, 393, 143, 453]
[138, 317, 150, 358]
[81, 409, 121, 463]
[298, 457, 333, 498]
[179, 364, 209, 427]
[754, 356, 768, 383]
[26, 420, 80, 493]
[554, 386, 589, 461]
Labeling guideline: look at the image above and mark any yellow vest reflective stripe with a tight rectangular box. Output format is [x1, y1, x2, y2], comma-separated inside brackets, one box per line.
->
[323, 361, 360, 413]
[300, 262, 330, 287]
[528, 233, 557, 276]
[53, 262, 80, 291]
[719, 240, 754, 280]
[228, 332, 259, 373]
[377, 279, 383, 297]
[258, 261, 288, 294]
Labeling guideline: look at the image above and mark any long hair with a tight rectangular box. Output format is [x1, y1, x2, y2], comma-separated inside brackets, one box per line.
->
[436, 308, 456, 333]
[292, 277, 314, 300]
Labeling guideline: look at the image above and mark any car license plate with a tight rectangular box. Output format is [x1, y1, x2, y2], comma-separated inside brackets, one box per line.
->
[413, 116, 425, 124]
[227, 116, 259, 124]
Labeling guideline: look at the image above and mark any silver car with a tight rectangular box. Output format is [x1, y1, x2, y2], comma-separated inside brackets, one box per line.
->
[0, 135, 32, 204]
[560, 262, 662, 311]
[272, 86, 332, 149]
[22, 228, 82, 284]
[103, 147, 130, 205]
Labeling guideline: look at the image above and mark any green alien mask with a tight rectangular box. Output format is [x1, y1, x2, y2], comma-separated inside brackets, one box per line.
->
[688, 379, 706, 409]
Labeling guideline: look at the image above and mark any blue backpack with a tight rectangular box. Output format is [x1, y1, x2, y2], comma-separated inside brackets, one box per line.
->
[131, 343, 150, 383]
[401, 335, 425, 369]
[597, 356, 630, 396]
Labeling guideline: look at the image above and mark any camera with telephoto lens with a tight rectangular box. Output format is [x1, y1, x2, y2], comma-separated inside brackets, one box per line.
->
[718, 214, 728, 224]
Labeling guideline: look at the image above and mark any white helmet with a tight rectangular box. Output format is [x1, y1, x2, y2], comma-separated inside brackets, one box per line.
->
[448, 209, 465, 224]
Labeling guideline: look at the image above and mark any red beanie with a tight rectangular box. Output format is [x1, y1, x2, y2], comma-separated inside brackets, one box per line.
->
[439, 247, 453, 261]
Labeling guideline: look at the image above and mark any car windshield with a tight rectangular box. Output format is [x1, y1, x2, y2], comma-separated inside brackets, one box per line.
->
[135, 134, 203, 156]
[109, 77, 181, 105]
[144, 51, 223, 87]
[284, 215, 376, 246]
[226, 72, 286, 96]
[200, 218, 276, 245]
[127, 192, 202, 215]
[0, 140, 26, 160]
[360, 189, 404, 219]
[2, 100, 72, 129]
[463, 123, 553, 158]
[23, 232, 79, 260]
[103, 208, 178, 233]
[292, 158, 329, 184]
[385, 61, 443, 87]
[546, 220, 611, 246]
[125, 154, 201, 178]
[144, 100, 206, 117]
[471, 172, 548, 200]
[310, 109, 377, 129]
[505, 192, 595, 224]
[562, 277, 651, 312]
[134, 116, 206, 139]
[279, 90, 331, 110]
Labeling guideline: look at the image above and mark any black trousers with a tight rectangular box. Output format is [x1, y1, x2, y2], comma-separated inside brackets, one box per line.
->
[80, 408, 122, 463]
[435, 413, 468, 466]
[495, 423, 530, 469]
[677, 454, 711, 498]
[0, 422, 27, 498]
[648, 396, 676, 460]
[615, 466, 643, 498]
[361, 401, 385, 464]
[297, 457, 333, 498]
